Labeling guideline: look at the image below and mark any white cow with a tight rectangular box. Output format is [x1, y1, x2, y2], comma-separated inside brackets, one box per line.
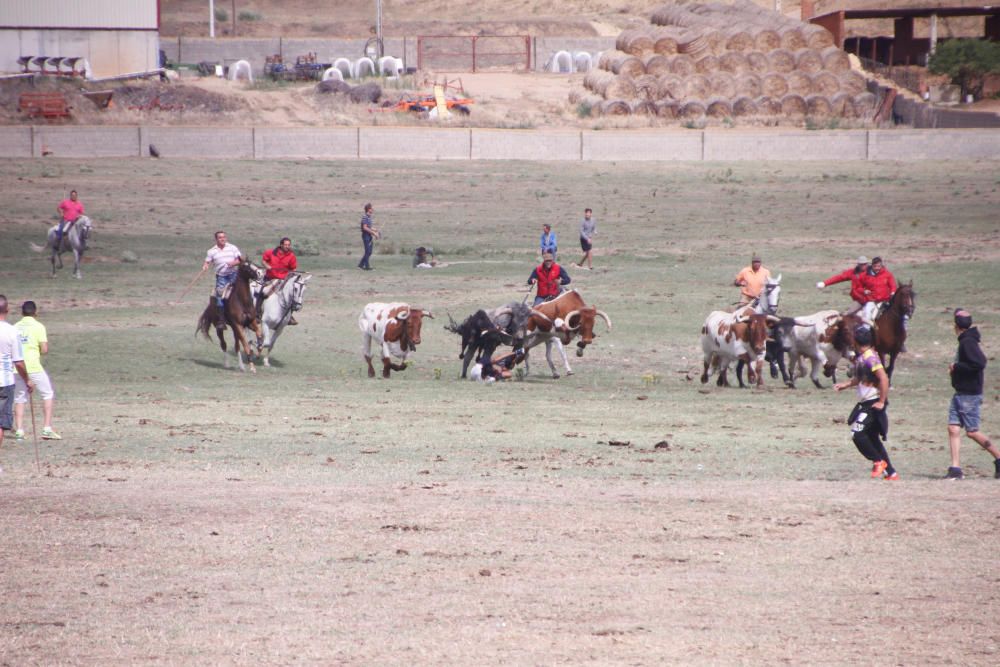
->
[359, 302, 433, 379]
[787, 310, 858, 388]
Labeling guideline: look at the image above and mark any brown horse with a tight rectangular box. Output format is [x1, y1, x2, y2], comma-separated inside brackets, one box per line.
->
[874, 281, 915, 380]
[197, 259, 265, 373]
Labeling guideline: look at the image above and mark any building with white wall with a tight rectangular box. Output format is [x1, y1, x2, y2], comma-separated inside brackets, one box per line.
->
[0, 0, 160, 79]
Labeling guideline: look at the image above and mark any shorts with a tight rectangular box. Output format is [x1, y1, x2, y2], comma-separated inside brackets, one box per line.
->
[949, 393, 982, 432]
[580, 236, 592, 252]
[0, 384, 12, 431]
[15, 370, 54, 403]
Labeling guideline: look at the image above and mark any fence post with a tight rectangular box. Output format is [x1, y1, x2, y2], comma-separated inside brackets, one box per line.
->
[472, 36, 477, 72]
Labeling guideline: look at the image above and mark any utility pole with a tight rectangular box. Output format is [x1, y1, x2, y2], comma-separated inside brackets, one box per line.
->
[232, 0, 237, 36]
[209, 0, 215, 38]
[376, 0, 384, 58]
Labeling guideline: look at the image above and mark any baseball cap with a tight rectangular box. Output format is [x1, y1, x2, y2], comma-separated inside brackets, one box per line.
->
[856, 255, 869, 264]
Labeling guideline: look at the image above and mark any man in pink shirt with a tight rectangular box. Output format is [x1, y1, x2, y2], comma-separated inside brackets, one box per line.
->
[56, 190, 84, 248]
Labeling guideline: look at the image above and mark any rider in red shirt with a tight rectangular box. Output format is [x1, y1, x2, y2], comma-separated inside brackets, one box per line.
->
[56, 190, 84, 247]
[860, 256, 897, 325]
[261, 237, 300, 324]
[817, 255, 869, 315]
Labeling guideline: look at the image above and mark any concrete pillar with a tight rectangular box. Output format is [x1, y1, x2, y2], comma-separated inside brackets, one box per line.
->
[929, 14, 938, 57]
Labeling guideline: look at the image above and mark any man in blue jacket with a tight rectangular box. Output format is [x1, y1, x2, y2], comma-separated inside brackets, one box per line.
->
[539, 224, 557, 260]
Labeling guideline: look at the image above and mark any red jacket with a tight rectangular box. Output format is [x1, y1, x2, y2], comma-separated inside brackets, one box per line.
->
[823, 267, 867, 303]
[535, 262, 564, 298]
[263, 248, 297, 280]
[861, 267, 897, 302]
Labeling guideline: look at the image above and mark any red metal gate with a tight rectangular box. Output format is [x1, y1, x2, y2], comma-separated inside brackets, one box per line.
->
[416, 35, 531, 72]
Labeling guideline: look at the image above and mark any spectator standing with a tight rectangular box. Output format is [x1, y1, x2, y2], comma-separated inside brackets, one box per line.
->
[0, 295, 32, 458]
[576, 208, 596, 270]
[944, 309, 1000, 479]
[540, 224, 558, 260]
[359, 203, 379, 271]
[13, 301, 59, 440]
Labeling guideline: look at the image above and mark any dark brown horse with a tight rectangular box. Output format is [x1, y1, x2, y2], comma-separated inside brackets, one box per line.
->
[874, 281, 915, 380]
[197, 259, 265, 373]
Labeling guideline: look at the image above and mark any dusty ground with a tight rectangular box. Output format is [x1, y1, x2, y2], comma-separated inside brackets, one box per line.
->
[0, 157, 999, 663]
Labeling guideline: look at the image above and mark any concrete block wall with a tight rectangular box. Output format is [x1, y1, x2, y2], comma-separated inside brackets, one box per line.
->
[4, 126, 1000, 161]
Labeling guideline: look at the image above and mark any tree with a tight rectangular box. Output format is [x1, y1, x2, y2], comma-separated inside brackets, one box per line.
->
[928, 39, 1000, 101]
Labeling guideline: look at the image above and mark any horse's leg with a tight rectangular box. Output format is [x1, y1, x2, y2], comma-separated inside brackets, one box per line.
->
[49, 248, 57, 278]
[73, 247, 82, 279]
[885, 352, 896, 384]
[216, 323, 230, 368]
[230, 323, 253, 373]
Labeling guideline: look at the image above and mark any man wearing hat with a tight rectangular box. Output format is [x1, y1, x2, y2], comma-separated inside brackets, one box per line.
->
[817, 256, 870, 315]
[733, 254, 771, 306]
[527, 253, 570, 306]
[945, 309, 1000, 480]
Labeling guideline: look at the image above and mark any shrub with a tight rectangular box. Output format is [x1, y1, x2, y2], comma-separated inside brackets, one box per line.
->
[928, 39, 1000, 100]
[214, 8, 228, 22]
[238, 11, 262, 22]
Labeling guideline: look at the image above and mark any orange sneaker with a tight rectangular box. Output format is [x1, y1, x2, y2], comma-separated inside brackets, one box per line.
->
[884, 471, 899, 481]
[871, 460, 888, 478]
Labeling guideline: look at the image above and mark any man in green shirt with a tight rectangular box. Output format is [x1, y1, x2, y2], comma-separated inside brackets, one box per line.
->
[13, 301, 60, 440]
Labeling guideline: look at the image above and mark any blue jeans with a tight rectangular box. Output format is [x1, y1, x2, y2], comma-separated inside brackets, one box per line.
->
[949, 394, 982, 432]
[215, 272, 237, 308]
[359, 236, 373, 269]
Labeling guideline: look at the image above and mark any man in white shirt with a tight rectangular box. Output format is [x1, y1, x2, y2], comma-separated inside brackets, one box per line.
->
[202, 230, 242, 313]
[0, 295, 32, 455]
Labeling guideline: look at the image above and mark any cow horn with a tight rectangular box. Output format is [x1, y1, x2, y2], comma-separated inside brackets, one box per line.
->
[422, 309, 434, 319]
[397, 307, 411, 320]
[565, 309, 581, 331]
[596, 310, 612, 329]
[530, 309, 552, 324]
[766, 314, 781, 324]
[823, 314, 841, 325]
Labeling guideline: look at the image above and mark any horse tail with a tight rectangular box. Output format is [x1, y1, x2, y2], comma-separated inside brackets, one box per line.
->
[196, 305, 215, 340]
[29, 241, 47, 253]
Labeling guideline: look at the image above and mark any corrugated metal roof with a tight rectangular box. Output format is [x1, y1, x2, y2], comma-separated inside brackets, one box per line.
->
[0, 0, 158, 30]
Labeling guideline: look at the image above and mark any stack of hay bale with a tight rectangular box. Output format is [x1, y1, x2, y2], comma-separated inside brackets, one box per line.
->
[572, 0, 875, 121]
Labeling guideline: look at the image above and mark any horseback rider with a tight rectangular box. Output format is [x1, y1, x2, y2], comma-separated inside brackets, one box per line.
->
[203, 231, 242, 325]
[527, 253, 570, 306]
[859, 256, 898, 326]
[260, 237, 299, 325]
[733, 254, 771, 307]
[56, 190, 84, 248]
[817, 255, 869, 316]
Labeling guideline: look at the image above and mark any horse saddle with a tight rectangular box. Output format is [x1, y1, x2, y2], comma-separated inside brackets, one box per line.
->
[215, 283, 234, 300]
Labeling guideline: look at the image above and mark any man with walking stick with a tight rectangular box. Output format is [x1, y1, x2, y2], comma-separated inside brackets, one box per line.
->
[0, 295, 33, 468]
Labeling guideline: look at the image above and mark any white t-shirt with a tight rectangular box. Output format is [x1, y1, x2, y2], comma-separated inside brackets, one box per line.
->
[0, 320, 24, 387]
[205, 243, 241, 276]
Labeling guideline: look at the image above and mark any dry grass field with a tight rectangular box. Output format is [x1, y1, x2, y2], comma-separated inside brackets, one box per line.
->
[1, 156, 999, 664]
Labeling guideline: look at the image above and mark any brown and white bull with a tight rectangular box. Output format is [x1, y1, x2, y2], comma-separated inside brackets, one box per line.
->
[787, 310, 859, 388]
[359, 302, 433, 378]
[523, 289, 611, 378]
[700, 309, 779, 387]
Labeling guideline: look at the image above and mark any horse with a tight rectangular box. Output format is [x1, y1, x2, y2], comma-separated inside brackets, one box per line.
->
[734, 274, 783, 386]
[196, 258, 266, 373]
[252, 272, 312, 368]
[874, 281, 915, 380]
[35, 215, 92, 279]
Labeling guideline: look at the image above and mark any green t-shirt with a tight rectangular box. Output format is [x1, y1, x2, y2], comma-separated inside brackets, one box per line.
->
[15, 316, 47, 374]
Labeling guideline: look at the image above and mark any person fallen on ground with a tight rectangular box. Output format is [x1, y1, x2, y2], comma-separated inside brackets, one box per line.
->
[413, 246, 438, 269]
[203, 230, 242, 326]
[733, 253, 771, 306]
[527, 252, 570, 307]
[0, 294, 33, 459]
[944, 308, 1000, 480]
[817, 255, 870, 315]
[859, 256, 898, 326]
[56, 189, 84, 249]
[576, 208, 595, 270]
[835, 325, 898, 480]
[540, 223, 558, 260]
[358, 203, 379, 271]
[13, 300, 58, 441]
[261, 236, 299, 325]
[470, 348, 526, 382]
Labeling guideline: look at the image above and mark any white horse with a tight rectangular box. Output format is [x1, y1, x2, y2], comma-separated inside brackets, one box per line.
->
[252, 272, 312, 368]
[36, 215, 92, 279]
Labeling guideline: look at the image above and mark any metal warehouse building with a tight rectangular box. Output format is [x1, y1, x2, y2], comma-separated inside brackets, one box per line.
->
[1, 0, 160, 79]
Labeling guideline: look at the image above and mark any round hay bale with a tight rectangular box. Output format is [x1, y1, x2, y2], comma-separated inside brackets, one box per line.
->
[669, 54, 696, 77]
[679, 35, 711, 58]
[684, 74, 712, 100]
[853, 91, 878, 118]
[652, 6, 696, 27]
[719, 51, 749, 74]
[631, 99, 657, 115]
[601, 99, 631, 116]
[746, 51, 769, 73]
[795, 48, 823, 74]
[610, 53, 645, 78]
[679, 100, 707, 119]
[655, 100, 679, 118]
[761, 72, 789, 98]
[780, 93, 807, 116]
[811, 71, 841, 96]
[767, 49, 795, 73]
[821, 46, 851, 73]
[316, 79, 351, 94]
[830, 92, 851, 116]
[779, 26, 806, 50]
[753, 28, 781, 52]
[656, 74, 684, 101]
[706, 31, 728, 56]
[617, 29, 655, 57]
[584, 70, 636, 99]
[349, 82, 382, 104]
[644, 54, 673, 77]
[651, 27, 681, 55]
[803, 24, 835, 49]
[839, 70, 867, 95]
[806, 95, 833, 117]
[755, 96, 783, 115]
[633, 74, 660, 98]
[583, 70, 613, 94]
[706, 98, 733, 118]
[735, 73, 762, 98]
[733, 96, 759, 116]
[694, 54, 719, 74]
[597, 50, 618, 71]
[725, 28, 754, 52]
[785, 70, 814, 95]
[708, 72, 737, 98]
